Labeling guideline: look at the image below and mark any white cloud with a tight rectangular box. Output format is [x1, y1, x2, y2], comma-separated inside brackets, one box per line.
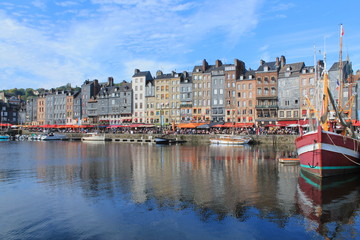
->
[0, 0, 262, 89]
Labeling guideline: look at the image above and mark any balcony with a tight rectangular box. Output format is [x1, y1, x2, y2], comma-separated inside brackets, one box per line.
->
[255, 105, 278, 109]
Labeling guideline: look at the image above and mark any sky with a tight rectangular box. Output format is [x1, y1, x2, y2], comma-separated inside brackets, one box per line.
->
[0, 0, 359, 90]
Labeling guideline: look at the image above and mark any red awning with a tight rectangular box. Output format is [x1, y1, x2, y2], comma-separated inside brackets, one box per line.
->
[234, 123, 253, 127]
[277, 120, 298, 127]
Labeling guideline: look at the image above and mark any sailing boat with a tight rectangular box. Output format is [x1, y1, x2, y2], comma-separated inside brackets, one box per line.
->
[295, 25, 360, 177]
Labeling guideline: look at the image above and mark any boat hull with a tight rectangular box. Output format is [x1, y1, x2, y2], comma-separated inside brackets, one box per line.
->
[295, 128, 360, 177]
[82, 135, 105, 141]
[210, 135, 251, 145]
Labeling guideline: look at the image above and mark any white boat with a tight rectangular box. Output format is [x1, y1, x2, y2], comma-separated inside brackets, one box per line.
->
[41, 132, 68, 141]
[210, 135, 252, 145]
[81, 132, 106, 141]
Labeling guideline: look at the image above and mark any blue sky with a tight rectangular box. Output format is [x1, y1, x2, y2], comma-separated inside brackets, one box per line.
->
[0, 0, 359, 90]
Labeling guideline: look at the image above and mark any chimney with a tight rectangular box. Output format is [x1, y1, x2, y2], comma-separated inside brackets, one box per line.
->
[202, 59, 208, 72]
[156, 70, 163, 77]
[108, 77, 114, 86]
[182, 71, 188, 78]
[280, 55, 286, 67]
[260, 59, 265, 66]
[134, 69, 140, 75]
[275, 57, 280, 67]
[215, 59, 222, 68]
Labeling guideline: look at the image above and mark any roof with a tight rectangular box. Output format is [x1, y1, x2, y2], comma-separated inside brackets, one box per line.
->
[256, 61, 278, 72]
[192, 64, 216, 73]
[98, 82, 132, 95]
[132, 71, 152, 78]
[278, 62, 305, 78]
[329, 61, 348, 71]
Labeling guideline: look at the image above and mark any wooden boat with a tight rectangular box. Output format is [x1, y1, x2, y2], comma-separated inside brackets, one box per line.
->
[295, 26, 360, 177]
[210, 135, 252, 145]
[81, 132, 106, 141]
[278, 157, 300, 164]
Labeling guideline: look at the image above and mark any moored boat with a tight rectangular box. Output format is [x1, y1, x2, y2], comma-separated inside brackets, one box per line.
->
[0, 135, 10, 140]
[81, 132, 106, 141]
[210, 135, 252, 145]
[295, 25, 360, 177]
[296, 126, 360, 177]
[278, 157, 300, 164]
[41, 132, 68, 141]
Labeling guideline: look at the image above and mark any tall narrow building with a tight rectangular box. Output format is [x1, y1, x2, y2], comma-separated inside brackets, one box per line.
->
[132, 69, 153, 123]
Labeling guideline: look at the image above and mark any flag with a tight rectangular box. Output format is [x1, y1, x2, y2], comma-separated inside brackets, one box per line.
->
[336, 79, 340, 90]
[340, 24, 344, 37]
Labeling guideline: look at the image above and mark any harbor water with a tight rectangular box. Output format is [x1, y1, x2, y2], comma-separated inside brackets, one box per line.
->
[0, 141, 360, 239]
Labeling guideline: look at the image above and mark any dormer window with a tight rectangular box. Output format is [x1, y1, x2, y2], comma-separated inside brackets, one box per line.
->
[249, 75, 252, 79]
[286, 67, 291, 71]
[302, 69, 306, 74]
[240, 75, 244, 80]
[264, 66, 269, 72]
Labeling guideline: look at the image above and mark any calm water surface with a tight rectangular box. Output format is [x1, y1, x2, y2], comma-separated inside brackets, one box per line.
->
[0, 141, 359, 240]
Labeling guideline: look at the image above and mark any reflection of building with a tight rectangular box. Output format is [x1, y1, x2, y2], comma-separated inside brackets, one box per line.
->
[31, 143, 311, 229]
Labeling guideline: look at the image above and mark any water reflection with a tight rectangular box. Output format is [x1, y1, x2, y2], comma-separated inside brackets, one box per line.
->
[1, 141, 360, 239]
[296, 170, 360, 239]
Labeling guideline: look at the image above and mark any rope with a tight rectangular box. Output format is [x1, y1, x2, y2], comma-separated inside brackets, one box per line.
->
[324, 131, 360, 166]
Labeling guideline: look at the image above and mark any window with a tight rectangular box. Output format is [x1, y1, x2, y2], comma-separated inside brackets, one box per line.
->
[302, 79, 307, 85]
[310, 88, 314, 96]
[257, 78, 262, 84]
[271, 88, 276, 95]
[257, 88, 262, 95]
[309, 78, 315, 85]
[214, 89, 217, 95]
[286, 111, 291, 118]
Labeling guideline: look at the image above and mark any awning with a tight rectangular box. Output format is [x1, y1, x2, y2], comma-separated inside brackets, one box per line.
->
[177, 123, 204, 128]
[234, 123, 253, 127]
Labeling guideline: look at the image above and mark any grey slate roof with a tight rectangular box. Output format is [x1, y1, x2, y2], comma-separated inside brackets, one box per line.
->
[132, 71, 151, 78]
[256, 61, 278, 72]
[98, 82, 132, 96]
[279, 62, 305, 78]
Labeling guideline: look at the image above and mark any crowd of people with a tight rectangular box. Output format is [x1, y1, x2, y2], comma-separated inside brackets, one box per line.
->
[23, 125, 301, 135]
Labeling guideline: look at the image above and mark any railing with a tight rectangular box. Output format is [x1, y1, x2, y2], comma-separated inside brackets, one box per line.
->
[255, 105, 278, 109]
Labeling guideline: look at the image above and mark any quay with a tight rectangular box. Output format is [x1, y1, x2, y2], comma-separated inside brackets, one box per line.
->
[18, 131, 298, 145]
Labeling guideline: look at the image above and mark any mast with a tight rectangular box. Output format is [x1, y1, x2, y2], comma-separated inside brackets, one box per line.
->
[338, 24, 344, 108]
[320, 52, 329, 131]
